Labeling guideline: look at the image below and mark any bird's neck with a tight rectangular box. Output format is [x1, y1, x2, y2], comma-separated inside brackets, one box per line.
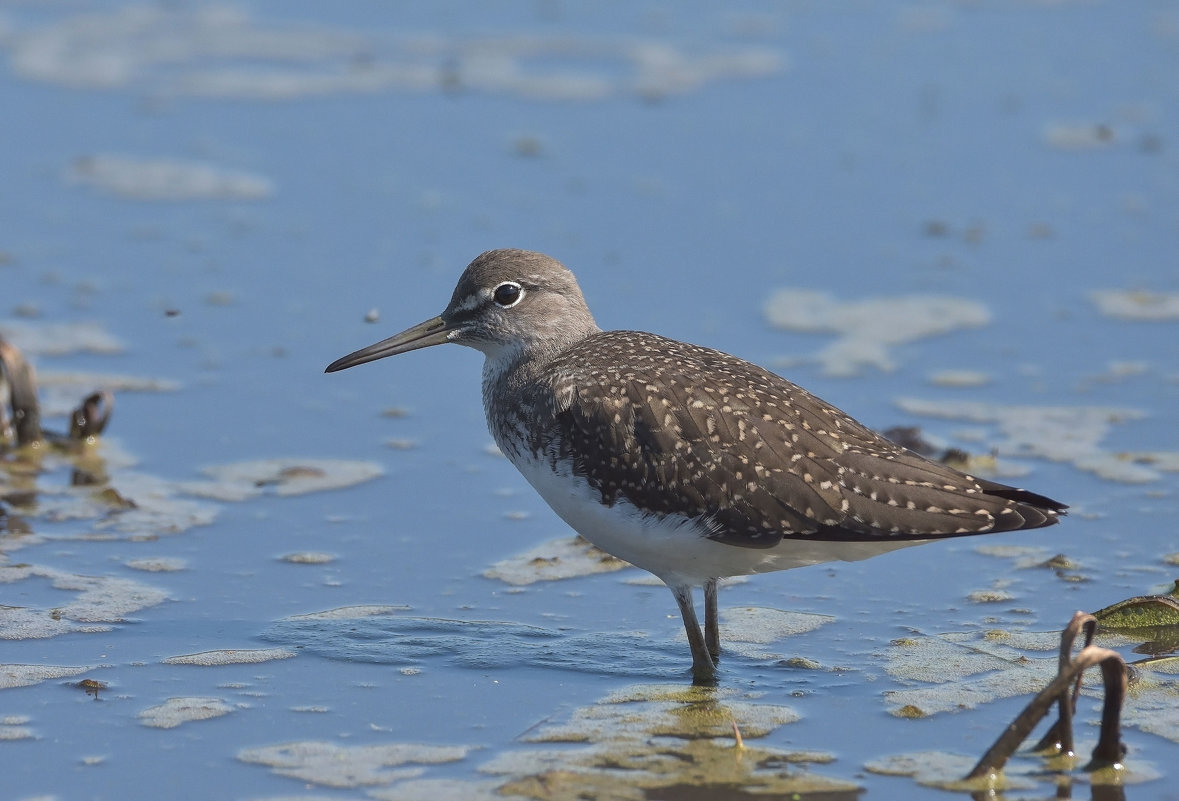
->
[479, 327, 599, 458]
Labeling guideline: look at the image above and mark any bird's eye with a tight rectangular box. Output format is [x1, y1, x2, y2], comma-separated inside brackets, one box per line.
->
[493, 282, 523, 308]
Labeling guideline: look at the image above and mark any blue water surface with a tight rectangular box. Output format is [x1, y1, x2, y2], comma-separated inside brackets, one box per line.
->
[1, 2, 1177, 799]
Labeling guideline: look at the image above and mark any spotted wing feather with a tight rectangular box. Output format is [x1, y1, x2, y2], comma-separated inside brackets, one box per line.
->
[535, 331, 1065, 549]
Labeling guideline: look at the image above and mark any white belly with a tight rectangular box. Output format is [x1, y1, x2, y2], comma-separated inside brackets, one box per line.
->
[509, 454, 926, 588]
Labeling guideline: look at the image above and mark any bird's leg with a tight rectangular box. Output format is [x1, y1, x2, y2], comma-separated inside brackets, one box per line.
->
[704, 578, 720, 662]
[670, 584, 717, 684]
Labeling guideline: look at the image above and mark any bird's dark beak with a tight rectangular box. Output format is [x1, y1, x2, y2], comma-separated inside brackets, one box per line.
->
[325, 316, 452, 373]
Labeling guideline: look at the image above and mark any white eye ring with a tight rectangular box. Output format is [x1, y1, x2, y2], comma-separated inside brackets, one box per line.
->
[492, 281, 524, 308]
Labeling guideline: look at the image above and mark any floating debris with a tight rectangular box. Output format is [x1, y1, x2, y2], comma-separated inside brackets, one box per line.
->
[763, 289, 989, 376]
[0, 321, 123, 357]
[896, 397, 1173, 483]
[125, 557, 187, 572]
[511, 134, 545, 158]
[0, 715, 35, 741]
[483, 536, 630, 585]
[57, 472, 222, 537]
[204, 290, 236, 307]
[0, 603, 110, 640]
[368, 778, 510, 801]
[6, 6, 783, 102]
[34, 371, 178, 405]
[288, 604, 411, 621]
[184, 458, 384, 500]
[163, 648, 297, 666]
[45, 569, 170, 623]
[1043, 122, 1116, 150]
[975, 544, 1060, 569]
[68, 154, 273, 201]
[715, 607, 833, 662]
[928, 369, 991, 388]
[884, 632, 1019, 686]
[1087, 360, 1151, 384]
[1090, 289, 1179, 321]
[237, 741, 473, 789]
[0, 565, 167, 635]
[0, 664, 91, 689]
[878, 602, 1176, 768]
[138, 697, 235, 729]
[279, 551, 336, 565]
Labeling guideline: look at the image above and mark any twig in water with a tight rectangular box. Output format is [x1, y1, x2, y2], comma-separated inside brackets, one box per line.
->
[966, 611, 1127, 780]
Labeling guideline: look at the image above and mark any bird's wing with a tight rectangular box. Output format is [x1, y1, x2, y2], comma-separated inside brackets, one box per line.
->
[543, 341, 1062, 549]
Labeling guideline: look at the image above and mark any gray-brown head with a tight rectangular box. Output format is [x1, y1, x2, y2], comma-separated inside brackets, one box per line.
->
[325, 249, 601, 373]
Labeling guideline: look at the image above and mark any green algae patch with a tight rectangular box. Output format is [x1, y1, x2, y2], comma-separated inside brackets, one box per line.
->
[1094, 592, 1179, 630]
[232, 683, 849, 799]
[881, 629, 1060, 716]
[878, 615, 1179, 764]
[526, 683, 799, 744]
[482, 682, 851, 800]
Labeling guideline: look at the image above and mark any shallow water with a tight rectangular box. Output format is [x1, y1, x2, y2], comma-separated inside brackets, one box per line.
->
[2, 2, 1178, 799]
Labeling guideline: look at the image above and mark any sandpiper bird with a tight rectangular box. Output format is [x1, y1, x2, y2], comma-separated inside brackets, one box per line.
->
[326, 249, 1066, 682]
